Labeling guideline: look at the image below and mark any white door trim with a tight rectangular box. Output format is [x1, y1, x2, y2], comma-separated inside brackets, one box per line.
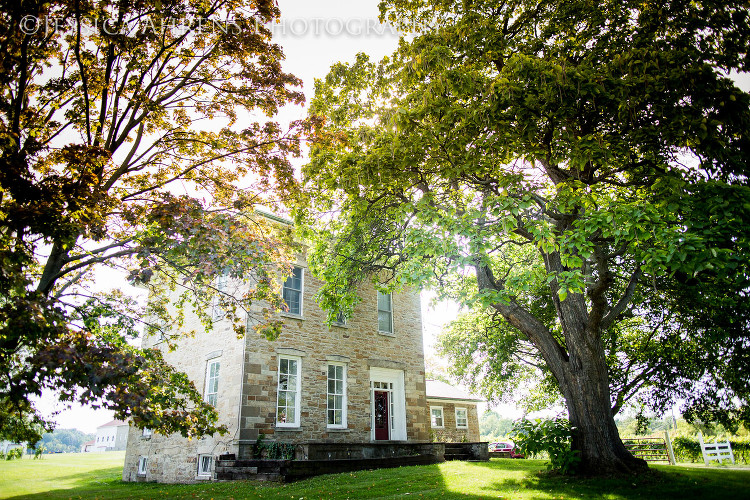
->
[369, 367, 407, 441]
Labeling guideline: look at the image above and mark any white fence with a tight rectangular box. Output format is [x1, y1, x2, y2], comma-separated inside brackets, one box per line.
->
[698, 432, 735, 465]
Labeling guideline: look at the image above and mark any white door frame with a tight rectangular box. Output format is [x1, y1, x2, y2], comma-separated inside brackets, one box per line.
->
[369, 367, 407, 441]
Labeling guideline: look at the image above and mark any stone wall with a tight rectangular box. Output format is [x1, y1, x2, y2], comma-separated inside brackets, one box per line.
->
[237, 266, 429, 450]
[123, 255, 428, 483]
[123, 288, 246, 483]
[427, 401, 481, 443]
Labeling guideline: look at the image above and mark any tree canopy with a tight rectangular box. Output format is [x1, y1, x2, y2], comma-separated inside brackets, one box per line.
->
[1, 0, 303, 444]
[297, 0, 750, 474]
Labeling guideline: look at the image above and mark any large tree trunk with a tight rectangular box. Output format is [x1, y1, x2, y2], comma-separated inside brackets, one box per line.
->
[556, 346, 648, 475]
[480, 261, 648, 475]
[552, 287, 648, 475]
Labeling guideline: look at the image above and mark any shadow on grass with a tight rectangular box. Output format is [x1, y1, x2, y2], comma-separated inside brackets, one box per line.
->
[29, 466, 125, 484]
[470, 461, 750, 500]
[6, 459, 750, 500]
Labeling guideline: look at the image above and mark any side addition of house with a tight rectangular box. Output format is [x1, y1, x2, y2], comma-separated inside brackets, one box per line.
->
[426, 380, 483, 442]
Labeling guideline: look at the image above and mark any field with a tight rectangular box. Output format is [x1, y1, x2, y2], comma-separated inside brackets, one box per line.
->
[1, 452, 749, 499]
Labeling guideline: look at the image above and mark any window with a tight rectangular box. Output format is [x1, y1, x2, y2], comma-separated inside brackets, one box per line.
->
[455, 408, 468, 429]
[204, 360, 220, 406]
[430, 406, 444, 428]
[334, 310, 347, 326]
[327, 364, 347, 428]
[138, 456, 147, 475]
[377, 291, 393, 334]
[276, 356, 301, 426]
[211, 271, 229, 321]
[197, 454, 213, 478]
[282, 267, 303, 315]
[142, 428, 152, 437]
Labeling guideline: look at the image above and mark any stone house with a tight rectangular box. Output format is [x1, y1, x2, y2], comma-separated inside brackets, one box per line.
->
[123, 246, 443, 483]
[122, 213, 487, 483]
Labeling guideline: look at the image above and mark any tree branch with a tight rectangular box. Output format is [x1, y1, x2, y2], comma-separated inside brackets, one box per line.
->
[601, 266, 642, 330]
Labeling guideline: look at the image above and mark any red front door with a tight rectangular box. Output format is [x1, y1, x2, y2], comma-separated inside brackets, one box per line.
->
[374, 390, 390, 440]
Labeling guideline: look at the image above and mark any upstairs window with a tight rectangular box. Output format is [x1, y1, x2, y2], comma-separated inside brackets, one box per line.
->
[334, 310, 347, 326]
[377, 291, 393, 334]
[327, 364, 347, 428]
[211, 271, 229, 321]
[282, 267, 303, 316]
[204, 360, 220, 406]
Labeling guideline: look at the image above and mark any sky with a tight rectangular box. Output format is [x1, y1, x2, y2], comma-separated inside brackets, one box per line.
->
[37, 0, 749, 433]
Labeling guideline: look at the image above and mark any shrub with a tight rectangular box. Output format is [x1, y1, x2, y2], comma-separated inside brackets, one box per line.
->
[510, 418, 580, 474]
[252, 435, 296, 460]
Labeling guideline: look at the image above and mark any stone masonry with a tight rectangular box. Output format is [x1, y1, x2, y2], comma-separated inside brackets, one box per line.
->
[123, 253, 429, 483]
[427, 401, 481, 443]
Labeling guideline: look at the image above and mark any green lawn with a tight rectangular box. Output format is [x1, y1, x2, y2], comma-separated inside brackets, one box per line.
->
[1, 452, 749, 499]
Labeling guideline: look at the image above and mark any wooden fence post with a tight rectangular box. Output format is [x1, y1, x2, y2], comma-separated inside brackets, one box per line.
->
[663, 431, 676, 465]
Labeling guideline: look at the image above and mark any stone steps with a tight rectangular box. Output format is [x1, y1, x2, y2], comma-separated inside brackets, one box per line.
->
[215, 459, 284, 481]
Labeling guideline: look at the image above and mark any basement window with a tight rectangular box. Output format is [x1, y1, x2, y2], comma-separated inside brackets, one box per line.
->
[137, 456, 147, 476]
[197, 454, 213, 479]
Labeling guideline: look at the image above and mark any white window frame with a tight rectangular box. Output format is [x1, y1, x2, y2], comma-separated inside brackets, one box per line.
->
[326, 363, 347, 429]
[211, 271, 229, 321]
[455, 407, 469, 429]
[276, 355, 302, 427]
[377, 291, 393, 334]
[430, 406, 445, 428]
[282, 266, 304, 316]
[137, 456, 147, 475]
[197, 454, 213, 479]
[204, 359, 220, 406]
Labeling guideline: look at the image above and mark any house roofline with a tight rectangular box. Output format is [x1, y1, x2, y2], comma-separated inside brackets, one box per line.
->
[255, 209, 293, 225]
[427, 396, 484, 404]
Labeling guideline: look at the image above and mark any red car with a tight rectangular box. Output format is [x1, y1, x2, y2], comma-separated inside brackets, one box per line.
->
[488, 442, 525, 458]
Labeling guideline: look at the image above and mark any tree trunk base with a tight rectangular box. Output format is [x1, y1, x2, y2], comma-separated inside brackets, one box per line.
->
[577, 453, 649, 476]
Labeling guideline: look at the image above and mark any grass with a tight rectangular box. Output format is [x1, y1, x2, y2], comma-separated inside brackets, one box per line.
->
[1, 452, 749, 500]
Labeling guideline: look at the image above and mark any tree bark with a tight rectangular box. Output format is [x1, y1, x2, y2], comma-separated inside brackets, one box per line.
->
[554, 332, 648, 475]
[478, 261, 648, 475]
